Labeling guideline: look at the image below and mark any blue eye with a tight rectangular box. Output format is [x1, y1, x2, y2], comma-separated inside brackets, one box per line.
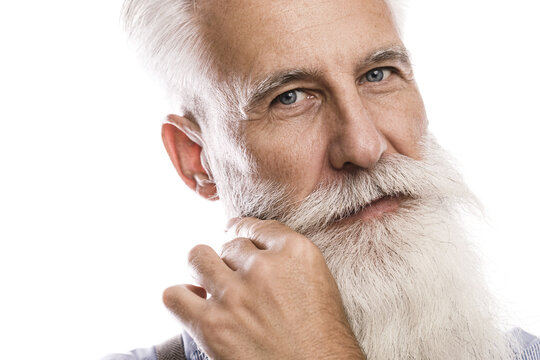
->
[365, 68, 392, 82]
[277, 90, 298, 105]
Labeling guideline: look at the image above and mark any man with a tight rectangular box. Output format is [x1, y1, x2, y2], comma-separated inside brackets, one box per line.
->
[108, 0, 539, 359]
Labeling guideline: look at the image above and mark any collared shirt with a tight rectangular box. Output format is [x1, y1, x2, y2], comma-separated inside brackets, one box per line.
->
[103, 328, 540, 360]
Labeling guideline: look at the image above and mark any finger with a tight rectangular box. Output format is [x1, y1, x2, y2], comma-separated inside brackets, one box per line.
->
[185, 284, 207, 299]
[163, 284, 207, 330]
[188, 244, 233, 296]
[220, 237, 259, 271]
[228, 217, 295, 250]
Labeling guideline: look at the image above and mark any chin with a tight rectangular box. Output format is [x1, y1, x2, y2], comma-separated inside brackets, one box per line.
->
[307, 197, 517, 360]
[216, 133, 518, 358]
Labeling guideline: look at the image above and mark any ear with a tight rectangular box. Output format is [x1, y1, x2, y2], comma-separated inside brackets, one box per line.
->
[161, 114, 218, 200]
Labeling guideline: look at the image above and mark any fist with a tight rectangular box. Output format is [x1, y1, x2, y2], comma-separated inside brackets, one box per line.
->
[163, 218, 364, 360]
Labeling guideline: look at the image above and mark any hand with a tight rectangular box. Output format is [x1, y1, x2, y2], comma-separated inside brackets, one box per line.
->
[163, 217, 365, 360]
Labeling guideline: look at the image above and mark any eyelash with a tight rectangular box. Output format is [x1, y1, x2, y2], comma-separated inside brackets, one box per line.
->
[270, 89, 307, 106]
[270, 66, 401, 106]
[359, 66, 398, 83]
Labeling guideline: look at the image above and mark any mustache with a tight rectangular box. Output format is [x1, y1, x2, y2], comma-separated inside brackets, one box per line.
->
[225, 134, 477, 234]
[266, 137, 475, 234]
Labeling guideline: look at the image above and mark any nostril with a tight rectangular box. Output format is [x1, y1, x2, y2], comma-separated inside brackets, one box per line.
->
[341, 162, 357, 171]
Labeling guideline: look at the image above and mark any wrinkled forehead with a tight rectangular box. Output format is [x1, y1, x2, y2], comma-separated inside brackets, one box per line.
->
[195, 0, 400, 82]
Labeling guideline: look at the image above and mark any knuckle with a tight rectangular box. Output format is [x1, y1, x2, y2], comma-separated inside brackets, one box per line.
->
[246, 219, 285, 239]
[288, 235, 321, 259]
[187, 245, 219, 280]
[244, 219, 263, 237]
[235, 217, 257, 232]
[219, 241, 233, 258]
[262, 218, 280, 228]
[236, 217, 279, 237]
[259, 219, 284, 233]
[220, 237, 248, 256]
[187, 244, 213, 264]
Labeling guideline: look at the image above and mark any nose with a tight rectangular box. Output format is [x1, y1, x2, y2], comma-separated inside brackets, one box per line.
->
[328, 96, 387, 170]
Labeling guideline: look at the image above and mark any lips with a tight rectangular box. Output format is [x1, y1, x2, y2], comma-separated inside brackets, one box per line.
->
[331, 194, 403, 225]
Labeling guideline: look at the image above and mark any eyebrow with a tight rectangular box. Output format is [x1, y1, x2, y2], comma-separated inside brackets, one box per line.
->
[243, 45, 412, 113]
[357, 45, 411, 73]
[243, 68, 323, 113]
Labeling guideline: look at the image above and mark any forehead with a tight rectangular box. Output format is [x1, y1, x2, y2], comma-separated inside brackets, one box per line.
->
[197, 0, 401, 81]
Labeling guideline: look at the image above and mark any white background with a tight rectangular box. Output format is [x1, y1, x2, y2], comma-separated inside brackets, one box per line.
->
[0, 1, 538, 359]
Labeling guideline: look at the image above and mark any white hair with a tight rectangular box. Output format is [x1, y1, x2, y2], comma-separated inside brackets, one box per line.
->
[121, 0, 407, 121]
[121, 0, 409, 184]
[122, 0, 215, 119]
[217, 133, 519, 359]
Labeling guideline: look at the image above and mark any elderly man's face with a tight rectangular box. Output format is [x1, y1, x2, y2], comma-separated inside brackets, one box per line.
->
[159, 1, 517, 358]
[155, 1, 522, 357]
[199, 0, 427, 211]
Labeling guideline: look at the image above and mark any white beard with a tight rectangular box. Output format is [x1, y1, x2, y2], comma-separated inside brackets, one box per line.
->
[210, 133, 518, 359]
[300, 198, 516, 359]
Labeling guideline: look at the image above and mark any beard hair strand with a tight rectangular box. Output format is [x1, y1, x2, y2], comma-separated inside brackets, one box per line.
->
[212, 133, 519, 359]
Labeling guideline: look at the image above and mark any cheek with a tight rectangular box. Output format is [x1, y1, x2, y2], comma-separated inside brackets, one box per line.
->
[370, 87, 428, 159]
[243, 120, 327, 197]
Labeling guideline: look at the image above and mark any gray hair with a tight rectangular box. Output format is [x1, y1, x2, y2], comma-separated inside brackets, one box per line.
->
[121, 0, 406, 122]
[122, 0, 215, 120]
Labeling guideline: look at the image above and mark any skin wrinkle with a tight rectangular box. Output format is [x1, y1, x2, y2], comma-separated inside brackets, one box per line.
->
[288, 12, 358, 37]
[197, 1, 297, 74]
[198, 0, 423, 205]
[206, 136, 518, 359]
[356, 46, 412, 76]
[199, 0, 397, 76]
[244, 69, 324, 115]
[242, 46, 412, 115]
[128, 0, 521, 358]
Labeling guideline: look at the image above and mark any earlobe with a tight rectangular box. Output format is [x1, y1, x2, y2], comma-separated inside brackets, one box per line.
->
[161, 115, 218, 200]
